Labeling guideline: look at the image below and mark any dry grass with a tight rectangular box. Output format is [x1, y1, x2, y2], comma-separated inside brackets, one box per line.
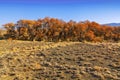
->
[0, 40, 120, 80]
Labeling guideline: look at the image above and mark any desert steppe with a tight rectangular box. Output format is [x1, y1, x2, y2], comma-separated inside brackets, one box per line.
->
[0, 40, 120, 80]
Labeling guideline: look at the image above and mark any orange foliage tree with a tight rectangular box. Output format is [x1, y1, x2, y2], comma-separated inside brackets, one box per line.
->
[2, 17, 120, 42]
[3, 23, 17, 39]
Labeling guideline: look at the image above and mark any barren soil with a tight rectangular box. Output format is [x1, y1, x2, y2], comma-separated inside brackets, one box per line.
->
[0, 40, 120, 80]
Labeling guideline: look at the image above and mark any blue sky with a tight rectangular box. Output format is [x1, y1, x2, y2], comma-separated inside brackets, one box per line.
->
[0, 0, 120, 28]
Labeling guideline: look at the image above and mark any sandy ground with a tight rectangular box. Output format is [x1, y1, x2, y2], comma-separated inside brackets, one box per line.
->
[0, 40, 120, 80]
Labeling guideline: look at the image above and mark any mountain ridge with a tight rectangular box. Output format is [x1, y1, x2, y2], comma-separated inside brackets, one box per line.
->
[103, 23, 120, 26]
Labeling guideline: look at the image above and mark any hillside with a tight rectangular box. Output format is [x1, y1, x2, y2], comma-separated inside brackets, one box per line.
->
[104, 23, 120, 26]
[0, 40, 120, 80]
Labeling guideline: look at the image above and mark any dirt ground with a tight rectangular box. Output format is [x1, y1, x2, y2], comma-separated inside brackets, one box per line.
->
[0, 40, 120, 80]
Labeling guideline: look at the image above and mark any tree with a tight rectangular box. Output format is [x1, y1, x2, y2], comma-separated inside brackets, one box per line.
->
[85, 30, 95, 41]
[2, 17, 120, 42]
[3, 23, 17, 39]
[16, 20, 36, 40]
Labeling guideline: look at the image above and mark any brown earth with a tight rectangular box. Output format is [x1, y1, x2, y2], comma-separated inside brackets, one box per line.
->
[0, 40, 120, 80]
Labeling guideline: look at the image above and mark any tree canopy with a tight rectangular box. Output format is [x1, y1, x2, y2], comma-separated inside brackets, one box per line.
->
[2, 17, 120, 42]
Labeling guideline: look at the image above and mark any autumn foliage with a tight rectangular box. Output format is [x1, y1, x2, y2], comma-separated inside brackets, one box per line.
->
[2, 17, 120, 42]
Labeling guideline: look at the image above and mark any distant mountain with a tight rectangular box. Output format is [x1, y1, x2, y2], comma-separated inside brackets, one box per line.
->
[103, 23, 120, 27]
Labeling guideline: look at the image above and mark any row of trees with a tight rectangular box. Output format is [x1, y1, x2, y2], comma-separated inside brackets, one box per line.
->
[2, 17, 120, 42]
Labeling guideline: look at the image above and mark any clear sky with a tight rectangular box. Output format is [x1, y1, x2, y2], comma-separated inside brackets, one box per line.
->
[0, 0, 120, 28]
